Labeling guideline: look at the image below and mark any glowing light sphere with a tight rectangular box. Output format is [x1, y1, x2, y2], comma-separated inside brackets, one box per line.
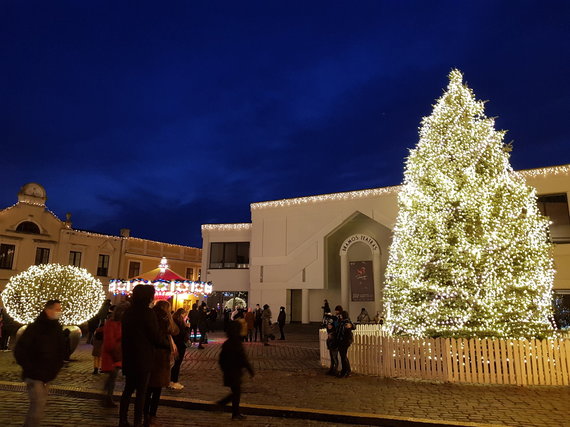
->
[1, 264, 106, 325]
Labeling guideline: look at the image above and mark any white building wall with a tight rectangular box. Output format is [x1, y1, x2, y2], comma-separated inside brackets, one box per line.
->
[201, 165, 570, 323]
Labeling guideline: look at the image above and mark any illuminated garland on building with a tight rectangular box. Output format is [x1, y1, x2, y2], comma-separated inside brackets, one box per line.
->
[201, 223, 252, 232]
[384, 70, 555, 339]
[250, 187, 399, 210]
[1, 264, 106, 325]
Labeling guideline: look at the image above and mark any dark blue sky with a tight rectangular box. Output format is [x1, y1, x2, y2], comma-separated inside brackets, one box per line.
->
[1, 1, 569, 247]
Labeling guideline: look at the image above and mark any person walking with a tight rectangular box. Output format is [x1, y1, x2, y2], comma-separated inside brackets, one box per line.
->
[261, 304, 273, 346]
[253, 304, 263, 342]
[217, 321, 254, 420]
[119, 285, 170, 427]
[277, 307, 286, 340]
[101, 302, 129, 408]
[91, 324, 104, 374]
[197, 304, 208, 349]
[14, 300, 66, 427]
[244, 308, 255, 342]
[322, 299, 331, 317]
[144, 300, 179, 426]
[322, 305, 342, 376]
[188, 303, 199, 343]
[170, 308, 188, 390]
[336, 310, 355, 378]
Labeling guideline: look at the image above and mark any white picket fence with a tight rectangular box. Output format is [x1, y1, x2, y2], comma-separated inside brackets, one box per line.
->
[319, 329, 570, 386]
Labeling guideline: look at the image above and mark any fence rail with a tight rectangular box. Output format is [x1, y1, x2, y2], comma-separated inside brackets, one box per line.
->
[319, 329, 570, 386]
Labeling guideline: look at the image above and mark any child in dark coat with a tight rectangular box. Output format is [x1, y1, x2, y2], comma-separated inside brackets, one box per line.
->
[217, 320, 254, 420]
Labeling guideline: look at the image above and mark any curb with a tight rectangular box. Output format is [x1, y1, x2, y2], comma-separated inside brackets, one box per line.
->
[0, 381, 502, 427]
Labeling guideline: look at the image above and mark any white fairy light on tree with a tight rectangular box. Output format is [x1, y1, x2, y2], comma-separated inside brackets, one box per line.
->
[384, 70, 555, 339]
[1, 264, 106, 325]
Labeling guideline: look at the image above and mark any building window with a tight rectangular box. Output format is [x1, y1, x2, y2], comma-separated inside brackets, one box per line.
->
[198, 269, 201, 281]
[16, 221, 40, 234]
[538, 194, 570, 243]
[97, 254, 110, 277]
[69, 251, 82, 267]
[128, 261, 141, 278]
[186, 267, 194, 280]
[209, 242, 250, 269]
[0, 244, 15, 269]
[35, 247, 50, 265]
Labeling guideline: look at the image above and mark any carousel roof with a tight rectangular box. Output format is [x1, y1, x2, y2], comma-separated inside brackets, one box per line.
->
[133, 266, 186, 282]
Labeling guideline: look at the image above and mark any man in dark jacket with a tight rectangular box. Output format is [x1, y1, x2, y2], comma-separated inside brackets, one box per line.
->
[119, 285, 169, 427]
[14, 299, 65, 427]
[217, 320, 254, 420]
[253, 304, 262, 341]
[188, 303, 199, 342]
[277, 306, 286, 340]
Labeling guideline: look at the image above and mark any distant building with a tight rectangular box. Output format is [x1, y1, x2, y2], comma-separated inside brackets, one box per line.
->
[201, 165, 570, 325]
[0, 183, 202, 299]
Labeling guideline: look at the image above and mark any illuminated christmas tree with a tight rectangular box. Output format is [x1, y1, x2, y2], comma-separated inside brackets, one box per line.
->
[384, 70, 555, 339]
[1, 264, 106, 325]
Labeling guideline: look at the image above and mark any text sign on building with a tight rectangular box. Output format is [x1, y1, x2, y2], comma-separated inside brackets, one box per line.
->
[340, 234, 379, 253]
[350, 260, 375, 301]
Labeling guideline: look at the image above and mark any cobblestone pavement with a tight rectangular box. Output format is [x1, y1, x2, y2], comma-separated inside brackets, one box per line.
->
[0, 388, 365, 427]
[1, 324, 569, 427]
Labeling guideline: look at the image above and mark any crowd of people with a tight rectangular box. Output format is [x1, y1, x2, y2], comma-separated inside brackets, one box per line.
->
[11, 288, 287, 426]
[6, 293, 365, 426]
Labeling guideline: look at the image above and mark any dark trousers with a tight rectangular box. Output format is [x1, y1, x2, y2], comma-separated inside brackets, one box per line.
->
[104, 368, 119, 399]
[218, 384, 241, 416]
[144, 386, 162, 418]
[339, 345, 351, 375]
[120, 372, 150, 425]
[328, 348, 339, 373]
[170, 345, 186, 382]
[254, 323, 262, 341]
[246, 328, 253, 342]
[199, 328, 208, 344]
[278, 324, 285, 340]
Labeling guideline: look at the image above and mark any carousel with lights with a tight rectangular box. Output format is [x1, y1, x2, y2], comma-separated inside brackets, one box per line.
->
[109, 257, 213, 310]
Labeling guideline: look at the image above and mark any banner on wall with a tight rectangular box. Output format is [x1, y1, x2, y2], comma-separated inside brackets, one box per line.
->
[350, 260, 374, 302]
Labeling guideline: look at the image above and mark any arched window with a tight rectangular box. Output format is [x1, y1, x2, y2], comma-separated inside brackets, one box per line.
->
[16, 221, 40, 234]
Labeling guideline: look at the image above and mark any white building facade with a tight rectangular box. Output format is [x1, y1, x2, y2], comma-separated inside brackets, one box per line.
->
[201, 165, 570, 324]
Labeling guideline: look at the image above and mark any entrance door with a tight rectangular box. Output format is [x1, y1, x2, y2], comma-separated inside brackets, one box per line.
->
[290, 289, 302, 322]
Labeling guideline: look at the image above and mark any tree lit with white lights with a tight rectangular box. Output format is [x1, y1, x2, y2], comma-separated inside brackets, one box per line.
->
[1, 264, 106, 325]
[384, 70, 555, 339]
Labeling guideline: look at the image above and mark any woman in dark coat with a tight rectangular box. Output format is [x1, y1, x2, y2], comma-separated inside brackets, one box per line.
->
[277, 307, 286, 340]
[170, 308, 188, 389]
[217, 321, 254, 420]
[144, 300, 179, 426]
[336, 310, 356, 378]
[119, 285, 170, 427]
